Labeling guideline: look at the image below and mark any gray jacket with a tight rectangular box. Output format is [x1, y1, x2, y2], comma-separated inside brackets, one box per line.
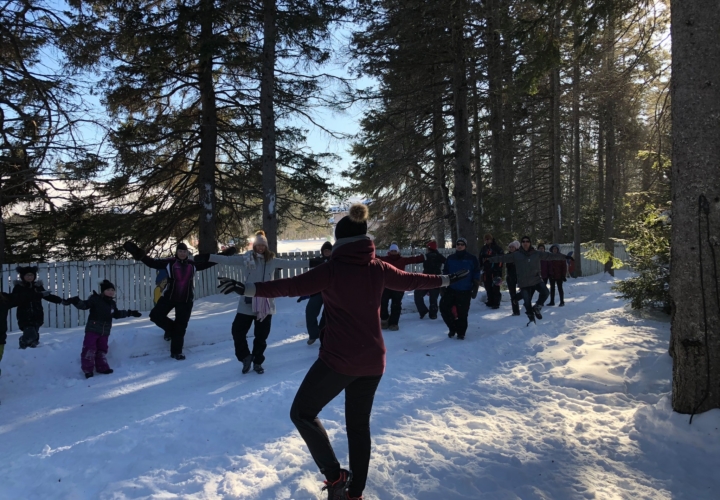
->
[209, 251, 309, 316]
[489, 248, 568, 288]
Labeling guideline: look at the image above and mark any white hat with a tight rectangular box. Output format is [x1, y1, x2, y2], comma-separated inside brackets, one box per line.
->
[389, 243, 399, 252]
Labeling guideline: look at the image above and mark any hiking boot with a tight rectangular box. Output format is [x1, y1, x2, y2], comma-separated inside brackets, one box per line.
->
[97, 369, 114, 375]
[241, 354, 254, 374]
[322, 469, 352, 500]
[457, 334, 465, 340]
[448, 331, 456, 338]
[547, 301, 555, 307]
[171, 353, 186, 360]
[388, 325, 399, 331]
[559, 301, 565, 307]
[381, 320, 389, 329]
[429, 313, 437, 320]
[307, 338, 317, 345]
[253, 363, 265, 374]
[85, 372, 93, 379]
[533, 305, 543, 320]
[419, 311, 427, 319]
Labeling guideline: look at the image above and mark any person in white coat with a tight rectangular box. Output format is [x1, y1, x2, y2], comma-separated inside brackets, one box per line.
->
[202, 231, 309, 374]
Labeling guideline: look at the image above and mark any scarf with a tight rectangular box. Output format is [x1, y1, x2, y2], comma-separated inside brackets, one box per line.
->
[253, 296, 272, 322]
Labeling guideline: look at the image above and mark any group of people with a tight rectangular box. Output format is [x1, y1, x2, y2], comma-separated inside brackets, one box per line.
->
[0, 204, 574, 500]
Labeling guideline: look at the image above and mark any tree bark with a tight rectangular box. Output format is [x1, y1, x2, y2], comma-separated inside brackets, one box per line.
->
[450, 1, 476, 254]
[486, 0, 504, 192]
[550, 9, 562, 244]
[670, 0, 720, 415]
[603, 17, 616, 276]
[432, 90, 447, 245]
[572, 21, 582, 277]
[470, 59, 484, 248]
[260, 0, 278, 253]
[197, 0, 218, 253]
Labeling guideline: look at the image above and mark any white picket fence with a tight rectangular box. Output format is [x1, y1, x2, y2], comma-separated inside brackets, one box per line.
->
[1, 243, 627, 331]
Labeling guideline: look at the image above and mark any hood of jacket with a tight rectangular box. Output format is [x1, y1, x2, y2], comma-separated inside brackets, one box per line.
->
[332, 236, 375, 266]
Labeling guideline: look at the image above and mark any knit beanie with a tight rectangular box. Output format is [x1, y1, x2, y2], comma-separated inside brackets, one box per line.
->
[335, 204, 369, 240]
[509, 240, 520, 250]
[176, 242, 188, 251]
[16, 265, 38, 279]
[388, 243, 399, 252]
[321, 241, 333, 253]
[427, 240, 438, 251]
[254, 231, 269, 247]
[456, 237, 468, 247]
[100, 280, 115, 292]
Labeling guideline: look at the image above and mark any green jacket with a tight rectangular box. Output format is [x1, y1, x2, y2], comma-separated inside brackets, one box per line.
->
[489, 248, 568, 288]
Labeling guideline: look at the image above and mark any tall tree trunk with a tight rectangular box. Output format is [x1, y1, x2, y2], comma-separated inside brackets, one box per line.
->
[670, 0, 720, 415]
[572, 21, 583, 277]
[597, 113, 605, 241]
[486, 0, 504, 192]
[450, 2, 476, 254]
[432, 90, 447, 245]
[197, 0, 218, 253]
[603, 16, 616, 276]
[550, 9, 562, 243]
[501, 22, 515, 234]
[260, 0, 278, 252]
[471, 59, 484, 248]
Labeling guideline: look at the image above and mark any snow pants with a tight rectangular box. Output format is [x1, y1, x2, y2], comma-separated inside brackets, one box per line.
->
[520, 282, 549, 315]
[380, 289, 404, 326]
[81, 331, 111, 374]
[414, 288, 440, 318]
[290, 359, 382, 499]
[440, 288, 473, 337]
[149, 297, 193, 356]
[549, 278, 565, 303]
[305, 294, 325, 341]
[19, 326, 40, 349]
[232, 313, 273, 366]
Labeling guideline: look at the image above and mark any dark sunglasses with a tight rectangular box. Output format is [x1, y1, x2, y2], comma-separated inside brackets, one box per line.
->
[456, 242, 466, 246]
[521, 240, 530, 243]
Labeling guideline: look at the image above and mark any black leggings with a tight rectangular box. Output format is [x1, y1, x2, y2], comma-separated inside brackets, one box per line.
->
[549, 278, 564, 303]
[290, 359, 382, 498]
[149, 297, 194, 355]
[231, 313, 273, 365]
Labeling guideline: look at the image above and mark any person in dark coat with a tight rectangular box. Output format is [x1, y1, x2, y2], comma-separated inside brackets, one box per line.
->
[123, 241, 228, 360]
[440, 238, 482, 339]
[214, 204, 467, 500]
[377, 243, 425, 331]
[488, 237, 571, 324]
[506, 241, 521, 316]
[64, 280, 142, 378]
[0, 290, 39, 374]
[547, 244, 568, 306]
[413, 240, 447, 320]
[11, 266, 63, 349]
[479, 233, 504, 309]
[305, 241, 333, 345]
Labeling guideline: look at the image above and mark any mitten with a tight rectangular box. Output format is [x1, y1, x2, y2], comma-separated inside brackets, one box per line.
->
[446, 269, 469, 284]
[62, 296, 80, 306]
[217, 277, 245, 295]
[219, 247, 237, 256]
[128, 310, 142, 317]
[194, 253, 210, 264]
[123, 241, 146, 260]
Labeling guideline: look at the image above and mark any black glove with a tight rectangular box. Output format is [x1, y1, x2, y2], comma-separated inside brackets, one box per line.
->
[194, 253, 210, 264]
[45, 295, 63, 304]
[128, 310, 142, 317]
[471, 283, 479, 299]
[62, 296, 80, 306]
[219, 247, 237, 256]
[217, 277, 245, 295]
[123, 240, 146, 260]
[447, 269, 470, 284]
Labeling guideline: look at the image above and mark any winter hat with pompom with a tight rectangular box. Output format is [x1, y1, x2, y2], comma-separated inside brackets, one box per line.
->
[254, 230, 269, 248]
[335, 204, 369, 240]
[388, 243, 399, 252]
[100, 280, 115, 292]
[508, 240, 520, 250]
[427, 240, 438, 251]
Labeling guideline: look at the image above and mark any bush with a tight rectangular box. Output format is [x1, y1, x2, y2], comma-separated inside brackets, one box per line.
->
[613, 204, 671, 313]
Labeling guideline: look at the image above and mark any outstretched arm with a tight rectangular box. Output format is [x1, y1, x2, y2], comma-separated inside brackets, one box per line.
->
[245, 264, 331, 298]
[383, 265, 445, 292]
[488, 254, 515, 264]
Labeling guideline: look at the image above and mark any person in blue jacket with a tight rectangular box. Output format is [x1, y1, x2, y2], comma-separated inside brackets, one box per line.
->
[439, 237, 481, 340]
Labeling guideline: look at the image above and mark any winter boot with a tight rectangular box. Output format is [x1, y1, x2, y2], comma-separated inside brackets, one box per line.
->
[388, 325, 399, 331]
[547, 301, 555, 307]
[448, 331, 456, 338]
[381, 320, 389, 330]
[241, 354, 254, 374]
[171, 353, 186, 360]
[511, 300, 521, 316]
[559, 301, 565, 307]
[322, 469, 352, 500]
[253, 363, 264, 374]
[533, 305, 543, 320]
[419, 311, 427, 320]
[457, 334, 465, 340]
[526, 309, 536, 326]
[97, 369, 114, 375]
[307, 338, 317, 345]
[429, 313, 437, 320]
[85, 372, 93, 379]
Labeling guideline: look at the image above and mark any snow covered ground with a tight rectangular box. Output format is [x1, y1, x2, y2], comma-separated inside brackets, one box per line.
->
[1, 271, 718, 499]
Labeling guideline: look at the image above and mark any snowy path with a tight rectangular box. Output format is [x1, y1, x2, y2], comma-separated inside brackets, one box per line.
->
[0, 271, 718, 499]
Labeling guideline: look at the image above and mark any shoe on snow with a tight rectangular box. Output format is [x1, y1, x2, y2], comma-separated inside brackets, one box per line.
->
[547, 302, 555, 307]
[448, 331, 456, 338]
[97, 369, 114, 375]
[322, 469, 352, 500]
[457, 335, 465, 340]
[164, 332, 171, 341]
[253, 363, 264, 374]
[533, 305, 543, 320]
[559, 301, 565, 307]
[388, 325, 399, 331]
[171, 353, 186, 360]
[85, 372, 93, 379]
[241, 354, 254, 374]
[419, 312, 427, 320]
[307, 338, 317, 345]
[429, 314, 437, 320]
[381, 320, 389, 330]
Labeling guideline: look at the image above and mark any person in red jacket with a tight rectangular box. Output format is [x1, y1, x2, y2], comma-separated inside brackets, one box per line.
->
[215, 204, 467, 500]
[377, 243, 425, 331]
[547, 244, 568, 306]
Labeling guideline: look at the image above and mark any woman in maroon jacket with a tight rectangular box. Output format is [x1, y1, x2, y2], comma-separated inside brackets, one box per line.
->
[547, 244, 568, 306]
[217, 204, 466, 500]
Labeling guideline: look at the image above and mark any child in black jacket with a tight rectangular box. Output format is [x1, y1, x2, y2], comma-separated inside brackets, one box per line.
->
[11, 266, 63, 349]
[64, 280, 141, 378]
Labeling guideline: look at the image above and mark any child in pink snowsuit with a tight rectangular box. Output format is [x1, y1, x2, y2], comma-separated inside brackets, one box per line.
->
[64, 280, 141, 378]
